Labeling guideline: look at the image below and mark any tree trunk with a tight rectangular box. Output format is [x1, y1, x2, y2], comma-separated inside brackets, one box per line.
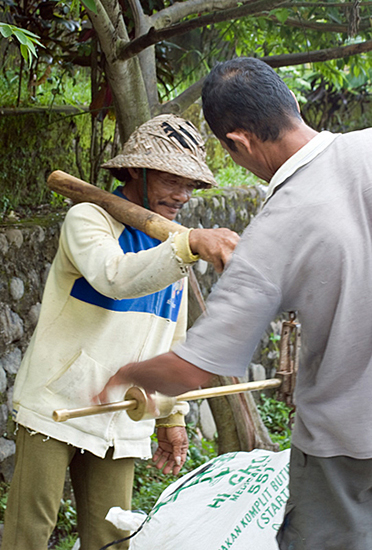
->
[88, 0, 151, 142]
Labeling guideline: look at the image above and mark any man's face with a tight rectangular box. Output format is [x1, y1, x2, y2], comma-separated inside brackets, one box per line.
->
[146, 170, 197, 221]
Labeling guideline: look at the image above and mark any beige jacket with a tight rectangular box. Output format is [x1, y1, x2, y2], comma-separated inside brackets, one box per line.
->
[13, 202, 192, 459]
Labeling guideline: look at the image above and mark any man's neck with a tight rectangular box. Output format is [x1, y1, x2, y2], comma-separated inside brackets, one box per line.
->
[261, 124, 319, 181]
[119, 180, 142, 207]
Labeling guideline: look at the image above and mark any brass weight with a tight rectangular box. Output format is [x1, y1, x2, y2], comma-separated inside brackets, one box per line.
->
[125, 386, 176, 422]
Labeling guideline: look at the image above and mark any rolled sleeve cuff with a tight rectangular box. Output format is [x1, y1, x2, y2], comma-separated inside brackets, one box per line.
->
[172, 230, 200, 264]
[155, 400, 189, 427]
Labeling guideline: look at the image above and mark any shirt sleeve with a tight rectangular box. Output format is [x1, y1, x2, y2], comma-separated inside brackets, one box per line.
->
[59, 203, 190, 299]
[174, 247, 282, 378]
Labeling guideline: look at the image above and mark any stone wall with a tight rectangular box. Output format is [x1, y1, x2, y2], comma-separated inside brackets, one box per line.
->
[0, 187, 281, 481]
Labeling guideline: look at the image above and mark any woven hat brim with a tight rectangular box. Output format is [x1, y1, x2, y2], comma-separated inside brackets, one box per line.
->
[102, 153, 217, 188]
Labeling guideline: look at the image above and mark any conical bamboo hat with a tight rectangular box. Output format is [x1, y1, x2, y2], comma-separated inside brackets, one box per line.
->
[102, 114, 217, 188]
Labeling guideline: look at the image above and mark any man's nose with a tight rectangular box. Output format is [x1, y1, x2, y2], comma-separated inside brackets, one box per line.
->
[171, 185, 192, 203]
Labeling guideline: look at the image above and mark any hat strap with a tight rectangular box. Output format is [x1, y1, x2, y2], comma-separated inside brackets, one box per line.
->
[142, 168, 150, 210]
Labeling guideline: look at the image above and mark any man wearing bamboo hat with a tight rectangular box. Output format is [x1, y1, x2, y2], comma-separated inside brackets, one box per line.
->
[2, 114, 239, 550]
[101, 114, 236, 271]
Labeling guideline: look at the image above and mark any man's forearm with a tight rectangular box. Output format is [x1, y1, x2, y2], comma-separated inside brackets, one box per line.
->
[99, 352, 213, 402]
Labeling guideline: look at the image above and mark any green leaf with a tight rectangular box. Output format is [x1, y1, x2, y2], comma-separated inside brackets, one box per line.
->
[20, 43, 30, 65]
[0, 24, 13, 38]
[13, 29, 30, 46]
[16, 28, 41, 40]
[80, 0, 97, 14]
[25, 39, 37, 57]
[14, 32, 37, 61]
[273, 8, 290, 24]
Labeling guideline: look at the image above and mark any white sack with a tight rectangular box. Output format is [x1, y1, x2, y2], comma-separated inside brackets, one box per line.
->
[105, 508, 147, 531]
[130, 448, 290, 550]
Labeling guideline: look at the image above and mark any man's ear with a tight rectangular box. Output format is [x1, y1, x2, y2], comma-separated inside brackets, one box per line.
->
[290, 90, 301, 113]
[128, 167, 141, 180]
[226, 130, 253, 154]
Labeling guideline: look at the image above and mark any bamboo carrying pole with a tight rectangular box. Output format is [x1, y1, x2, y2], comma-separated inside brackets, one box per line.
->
[47, 170, 189, 241]
[53, 379, 282, 423]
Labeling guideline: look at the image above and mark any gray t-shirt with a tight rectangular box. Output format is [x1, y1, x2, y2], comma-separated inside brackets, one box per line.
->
[175, 128, 372, 459]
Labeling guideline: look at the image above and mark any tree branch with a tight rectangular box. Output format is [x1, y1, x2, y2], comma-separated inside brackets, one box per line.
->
[116, 0, 288, 62]
[0, 106, 88, 116]
[127, 0, 159, 113]
[158, 78, 207, 115]
[281, 1, 372, 7]
[85, 0, 119, 60]
[151, 0, 247, 29]
[160, 39, 372, 115]
[99, 0, 128, 39]
[267, 15, 372, 34]
[128, 0, 148, 34]
[262, 38, 372, 67]
[85, 0, 150, 142]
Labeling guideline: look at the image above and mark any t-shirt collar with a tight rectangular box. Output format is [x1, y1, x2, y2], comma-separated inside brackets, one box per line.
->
[263, 131, 339, 205]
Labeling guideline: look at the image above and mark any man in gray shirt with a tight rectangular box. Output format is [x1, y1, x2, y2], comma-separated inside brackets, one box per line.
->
[99, 58, 372, 549]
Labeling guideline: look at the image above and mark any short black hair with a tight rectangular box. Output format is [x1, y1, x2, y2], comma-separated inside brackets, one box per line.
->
[202, 57, 302, 149]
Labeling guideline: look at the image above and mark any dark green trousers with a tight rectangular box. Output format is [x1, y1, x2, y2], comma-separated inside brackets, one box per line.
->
[277, 445, 372, 550]
[2, 425, 134, 550]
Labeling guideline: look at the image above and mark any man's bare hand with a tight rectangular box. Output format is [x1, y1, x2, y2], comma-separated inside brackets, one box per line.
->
[189, 228, 240, 273]
[153, 426, 188, 475]
[96, 365, 134, 404]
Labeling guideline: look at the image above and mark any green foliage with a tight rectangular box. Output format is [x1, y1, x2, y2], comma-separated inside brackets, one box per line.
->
[0, 482, 9, 522]
[2, 0, 372, 209]
[213, 3, 372, 101]
[56, 499, 78, 535]
[0, 23, 43, 66]
[0, 197, 12, 219]
[3, 0, 372, 110]
[0, 108, 115, 214]
[48, 499, 78, 550]
[269, 332, 281, 344]
[273, 8, 290, 25]
[215, 163, 265, 188]
[257, 394, 293, 451]
[0, 112, 84, 210]
[52, 534, 79, 550]
[50, 192, 69, 209]
[0, 65, 91, 108]
[132, 426, 217, 514]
